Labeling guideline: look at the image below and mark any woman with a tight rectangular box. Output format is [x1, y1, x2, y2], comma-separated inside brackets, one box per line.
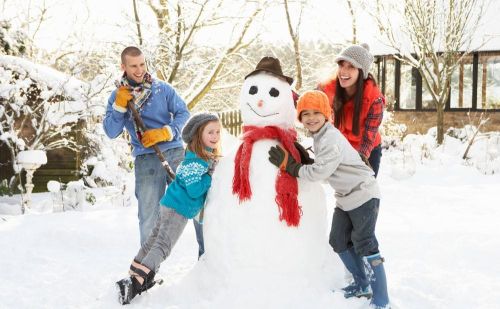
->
[318, 43, 385, 177]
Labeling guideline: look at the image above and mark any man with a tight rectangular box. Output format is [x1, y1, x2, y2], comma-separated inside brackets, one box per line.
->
[103, 46, 192, 246]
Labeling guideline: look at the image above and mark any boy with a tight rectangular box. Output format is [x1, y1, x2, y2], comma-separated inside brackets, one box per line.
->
[267, 90, 390, 309]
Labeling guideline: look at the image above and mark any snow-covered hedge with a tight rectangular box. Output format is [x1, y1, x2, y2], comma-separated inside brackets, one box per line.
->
[383, 125, 500, 177]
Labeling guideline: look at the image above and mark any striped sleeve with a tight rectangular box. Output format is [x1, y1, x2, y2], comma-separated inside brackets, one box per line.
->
[359, 97, 384, 157]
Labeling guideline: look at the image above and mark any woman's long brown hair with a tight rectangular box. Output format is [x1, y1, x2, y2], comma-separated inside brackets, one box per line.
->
[187, 120, 221, 162]
[333, 70, 376, 136]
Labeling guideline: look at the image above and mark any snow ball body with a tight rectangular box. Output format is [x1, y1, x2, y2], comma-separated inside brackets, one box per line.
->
[202, 72, 329, 279]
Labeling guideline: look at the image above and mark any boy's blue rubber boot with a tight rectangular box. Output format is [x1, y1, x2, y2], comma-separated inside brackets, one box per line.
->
[366, 253, 390, 308]
[338, 248, 372, 299]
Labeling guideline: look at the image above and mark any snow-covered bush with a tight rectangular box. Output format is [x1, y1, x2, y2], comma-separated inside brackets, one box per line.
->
[0, 19, 28, 56]
[464, 132, 500, 175]
[0, 179, 13, 196]
[48, 179, 98, 211]
[81, 124, 132, 188]
[85, 192, 96, 205]
[61, 180, 84, 211]
[380, 111, 407, 149]
[446, 125, 476, 143]
[384, 125, 500, 178]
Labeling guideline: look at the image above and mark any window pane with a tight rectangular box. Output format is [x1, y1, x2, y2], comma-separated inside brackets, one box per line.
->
[399, 63, 416, 109]
[479, 54, 500, 109]
[421, 81, 436, 109]
[450, 56, 473, 109]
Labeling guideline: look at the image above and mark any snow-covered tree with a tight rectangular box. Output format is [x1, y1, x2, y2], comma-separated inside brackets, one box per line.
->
[134, 0, 267, 110]
[0, 56, 89, 186]
[0, 19, 29, 56]
[371, 0, 487, 144]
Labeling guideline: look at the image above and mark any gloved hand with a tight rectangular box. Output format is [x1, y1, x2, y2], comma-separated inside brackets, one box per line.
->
[294, 141, 314, 165]
[115, 86, 133, 110]
[207, 159, 219, 176]
[141, 126, 173, 147]
[359, 152, 373, 170]
[268, 145, 302, 177]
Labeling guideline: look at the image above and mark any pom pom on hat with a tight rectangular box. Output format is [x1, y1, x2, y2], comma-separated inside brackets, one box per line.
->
[335, 43, 374, 79]
[296, 90, 332, 121]
[182, 112, 220, 144]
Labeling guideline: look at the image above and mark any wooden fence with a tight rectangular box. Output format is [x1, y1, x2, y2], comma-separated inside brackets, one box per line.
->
[218, 109, 243, 136]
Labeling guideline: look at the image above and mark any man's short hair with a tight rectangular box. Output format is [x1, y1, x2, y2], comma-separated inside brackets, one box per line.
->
[121, 46, 143, 64]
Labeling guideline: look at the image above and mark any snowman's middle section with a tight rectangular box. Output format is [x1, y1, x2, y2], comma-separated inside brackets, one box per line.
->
[203, 138, 329, 279]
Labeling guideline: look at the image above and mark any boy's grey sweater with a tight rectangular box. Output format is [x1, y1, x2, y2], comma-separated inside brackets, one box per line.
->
[298, 122, 381, 211]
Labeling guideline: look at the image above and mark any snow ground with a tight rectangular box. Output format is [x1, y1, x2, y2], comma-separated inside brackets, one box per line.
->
[1, 149, 499, 309]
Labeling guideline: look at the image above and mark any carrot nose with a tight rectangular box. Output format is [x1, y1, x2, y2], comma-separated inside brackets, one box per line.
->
[257, 100, 263, 107]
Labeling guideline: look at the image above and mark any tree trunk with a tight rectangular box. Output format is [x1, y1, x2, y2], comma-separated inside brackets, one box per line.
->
[436, 103, 444, 144]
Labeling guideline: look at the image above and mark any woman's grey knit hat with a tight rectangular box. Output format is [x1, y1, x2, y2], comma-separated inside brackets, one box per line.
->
[335, 43, 374, 80]
[182, 112, 220, 144]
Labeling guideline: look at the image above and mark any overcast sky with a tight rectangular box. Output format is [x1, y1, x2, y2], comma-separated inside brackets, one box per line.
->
[3, 0, 379, 52]
[3, 0, 498, 54]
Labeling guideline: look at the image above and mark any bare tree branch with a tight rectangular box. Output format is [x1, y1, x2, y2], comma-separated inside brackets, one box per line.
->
[371, 0, 486, 144]
[133, 0, 143, 46]
[346, 0, 357, 44]
[284, 0, 304, 91]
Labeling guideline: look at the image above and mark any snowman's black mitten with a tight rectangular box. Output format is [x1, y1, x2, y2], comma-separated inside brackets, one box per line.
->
[268, 145, 302, 177]
[294, 141, 314, 165]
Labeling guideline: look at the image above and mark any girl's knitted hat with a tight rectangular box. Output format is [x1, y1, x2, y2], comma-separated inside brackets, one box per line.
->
[296, 90, 332, 121]
[335, 43, 374, 79]
[182, 112, 220, 144]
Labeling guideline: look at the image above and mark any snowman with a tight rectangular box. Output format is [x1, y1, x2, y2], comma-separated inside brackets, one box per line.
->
[165, 58, 336, 308]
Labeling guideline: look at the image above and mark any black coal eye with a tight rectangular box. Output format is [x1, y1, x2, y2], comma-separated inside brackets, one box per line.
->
[269, 87, 279, 97]
[249, 86, 258, 95]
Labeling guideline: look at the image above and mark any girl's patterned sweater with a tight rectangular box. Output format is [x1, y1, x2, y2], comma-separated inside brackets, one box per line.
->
[160, 150, 212, 218]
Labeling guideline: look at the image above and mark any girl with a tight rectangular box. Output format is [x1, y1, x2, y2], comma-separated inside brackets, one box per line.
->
[268, 91, 390, 309]
[116, 112, 221, 305]
[318, 43, 385, 177]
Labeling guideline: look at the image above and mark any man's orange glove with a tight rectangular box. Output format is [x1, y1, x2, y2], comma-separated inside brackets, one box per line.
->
[141, 126, 173, 147]
[113, 86, 133, 112]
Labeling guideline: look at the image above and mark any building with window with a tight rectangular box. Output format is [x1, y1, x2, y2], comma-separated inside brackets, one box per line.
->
[371, 30, 500, 134]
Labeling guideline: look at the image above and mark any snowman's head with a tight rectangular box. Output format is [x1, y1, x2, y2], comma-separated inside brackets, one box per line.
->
[239, 72, 296, 128]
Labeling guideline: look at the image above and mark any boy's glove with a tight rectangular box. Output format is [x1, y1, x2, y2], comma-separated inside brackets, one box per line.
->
[268, 145, 302, 177]
[141, 126, 173, 147]
[294, 141, 314, 165]
[359, 152, 373, 170]
[114, 86, 133, 110]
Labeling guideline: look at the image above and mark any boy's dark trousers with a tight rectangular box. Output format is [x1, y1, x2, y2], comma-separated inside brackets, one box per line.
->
[329, 198, 380, 257]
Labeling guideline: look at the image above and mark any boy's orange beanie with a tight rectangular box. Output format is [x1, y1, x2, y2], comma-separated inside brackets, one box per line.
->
[296, 90, 332, 121]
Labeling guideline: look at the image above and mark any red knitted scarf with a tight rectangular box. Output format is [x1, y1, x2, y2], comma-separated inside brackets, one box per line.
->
[232, 125, 303, 227]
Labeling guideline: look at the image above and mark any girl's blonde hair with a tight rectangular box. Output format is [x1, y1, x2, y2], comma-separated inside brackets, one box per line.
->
[187, 120, 221, 161]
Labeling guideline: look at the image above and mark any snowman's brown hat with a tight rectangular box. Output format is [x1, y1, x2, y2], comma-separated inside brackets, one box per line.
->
[245, 56, 293, 85]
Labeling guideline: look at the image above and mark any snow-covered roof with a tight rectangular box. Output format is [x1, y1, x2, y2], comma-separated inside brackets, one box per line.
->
[0, 55, 87, 101]
[370, 34, 500, 57]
